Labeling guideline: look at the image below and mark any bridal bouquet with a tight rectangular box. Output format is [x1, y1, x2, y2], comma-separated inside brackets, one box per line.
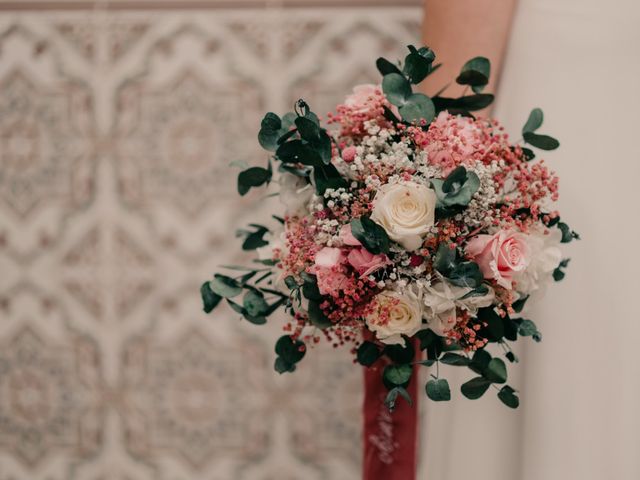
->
[201, 45, 577, 410]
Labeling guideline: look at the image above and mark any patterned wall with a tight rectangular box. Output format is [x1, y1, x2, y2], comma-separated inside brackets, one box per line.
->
[0, 3, 421, 479]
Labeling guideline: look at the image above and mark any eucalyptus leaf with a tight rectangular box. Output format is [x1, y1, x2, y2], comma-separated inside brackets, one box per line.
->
[461, 376, 491, 399]
[485, 358, 508, 384]
[308, 299, 333, 329]
[210, 274, 243, 298]
[439, 352, 470, 366]
[426, 378, 451, 401]
[376, 57, 403, 76]
[357, 341, 382, 367]
[523, 131, 560, 150]
[200, 281, 222, 313]
[456, 56, 491, 92]
[382, 73, 412, 106]
[275, 335, 306, 364]
[522, 108, 544, 134]
[238, 167, 271, 196]
[350, 216, 390, 254]
[498, 385, 520, 408]
[448, 261, 483, 288]
[295, 116, 320, 141]
[243, 290, 269, 317]
[398, 93, 435, 124]
[383, 364, 413, 387]
[433, 243, 457, 275]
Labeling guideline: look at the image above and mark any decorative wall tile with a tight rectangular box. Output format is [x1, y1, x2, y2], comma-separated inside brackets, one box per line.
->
[0, 5, 420, 479]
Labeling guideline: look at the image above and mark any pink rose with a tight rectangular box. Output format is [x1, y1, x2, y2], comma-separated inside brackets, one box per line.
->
[339, 224, 361, 246]
[342, 145, 357, 163]
[313, 247, 349, 296]
[314, 247, 345, 268]
[344, 84, 380, 114]
[315, 268, 349, 297]
[465, 230, 530, 289]
[347, 248, 389, 277]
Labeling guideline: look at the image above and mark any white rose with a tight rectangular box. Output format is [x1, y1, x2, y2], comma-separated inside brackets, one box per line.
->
[514, 227, 562, 296]
[278, 173, 313, 216]
[366, 288, 423, 345]
[371, 181, 436, 251]
[422, 279, 495, 335]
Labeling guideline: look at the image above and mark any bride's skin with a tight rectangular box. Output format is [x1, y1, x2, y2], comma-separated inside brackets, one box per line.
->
[421, 0, 517, 99]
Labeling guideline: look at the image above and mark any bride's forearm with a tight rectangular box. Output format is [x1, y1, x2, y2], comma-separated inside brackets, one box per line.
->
[421, 0, 517, 97]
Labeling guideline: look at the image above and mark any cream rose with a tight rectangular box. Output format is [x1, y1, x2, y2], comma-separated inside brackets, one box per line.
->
[514, 227, 562, 296]
[371, 181, 436, 251]
[366, 288, 423, 345]
[423, 279, 495, 335]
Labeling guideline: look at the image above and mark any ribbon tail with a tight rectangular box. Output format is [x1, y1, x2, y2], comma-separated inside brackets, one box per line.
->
[362, 339, 420, 480]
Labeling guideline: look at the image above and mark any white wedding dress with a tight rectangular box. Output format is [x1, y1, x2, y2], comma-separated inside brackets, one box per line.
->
[419, 0, 640, 479]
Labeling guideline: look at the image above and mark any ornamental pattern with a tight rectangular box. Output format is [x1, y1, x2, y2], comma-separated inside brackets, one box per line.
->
[0, 6, 420, 479]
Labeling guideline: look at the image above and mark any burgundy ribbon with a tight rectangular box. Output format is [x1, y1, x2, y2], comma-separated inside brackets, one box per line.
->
[362, 339, 420, 480]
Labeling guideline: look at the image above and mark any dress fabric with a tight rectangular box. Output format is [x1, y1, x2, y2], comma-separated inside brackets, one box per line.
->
[418, 1, 640, 479]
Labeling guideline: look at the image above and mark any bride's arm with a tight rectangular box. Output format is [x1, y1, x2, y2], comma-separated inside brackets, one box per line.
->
[421, 0, 517, 96]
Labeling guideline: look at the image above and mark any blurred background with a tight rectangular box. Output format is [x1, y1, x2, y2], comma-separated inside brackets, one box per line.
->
[0, 1, 421, 479]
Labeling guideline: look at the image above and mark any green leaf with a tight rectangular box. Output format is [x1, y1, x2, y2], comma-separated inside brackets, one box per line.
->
[244, 314, 267, 325]
[257, 112, 282, 151]
[403, 47, 434, 84]
[384, 342, 415, 364]
[284, 275, 298, 290]
[243, 289, 269, 317]
[433, 243, 457, 275]
[469, 349, 492, 375]
[433, 94, 494, 113]
[439, 352, 470, 366]
[512, 295, 529, 313]
[522, 108, 543, 134]
[276, 139, 323, 166]
[237, 167, 271, 196]
[200, 281, 222, 313]
[456, 57, 491, 92]
[448, 261, 483, 288]
[275, 335, 306, 364]
[461, 376, 491, 399]
[523, 131, 560, 150]
[497, 385, 520, 408]
[485, 358, 508, 384]
[382, 73, 412, 106]
[307, 299, 333, 329]
[302, 278, 322, 301]
[477, 307, 505, 341]
[376, 57, 403, 76]
[383, 364, 413, 388]
[426, 378, 451, 401]
[274, 356, 296, 374]
[385, 386, 413, 411]
[313, 162, 347, 195]
[350, 216, 390, 255]
[241, 225, 269, 251]
[505, 351, 519, 363]
[226, 298, 246, 314]
[210, 274, 243, 298]
[398, 93, 435, 124]
[312, 130, 333, 164]
[431, 166, 480, 208]
[295, 116, 320, 141]
[357, 341, 382, 367]
[521, 147, 536, 161]
[416, 329, 444, 359]
[517, 319, 541, 342]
